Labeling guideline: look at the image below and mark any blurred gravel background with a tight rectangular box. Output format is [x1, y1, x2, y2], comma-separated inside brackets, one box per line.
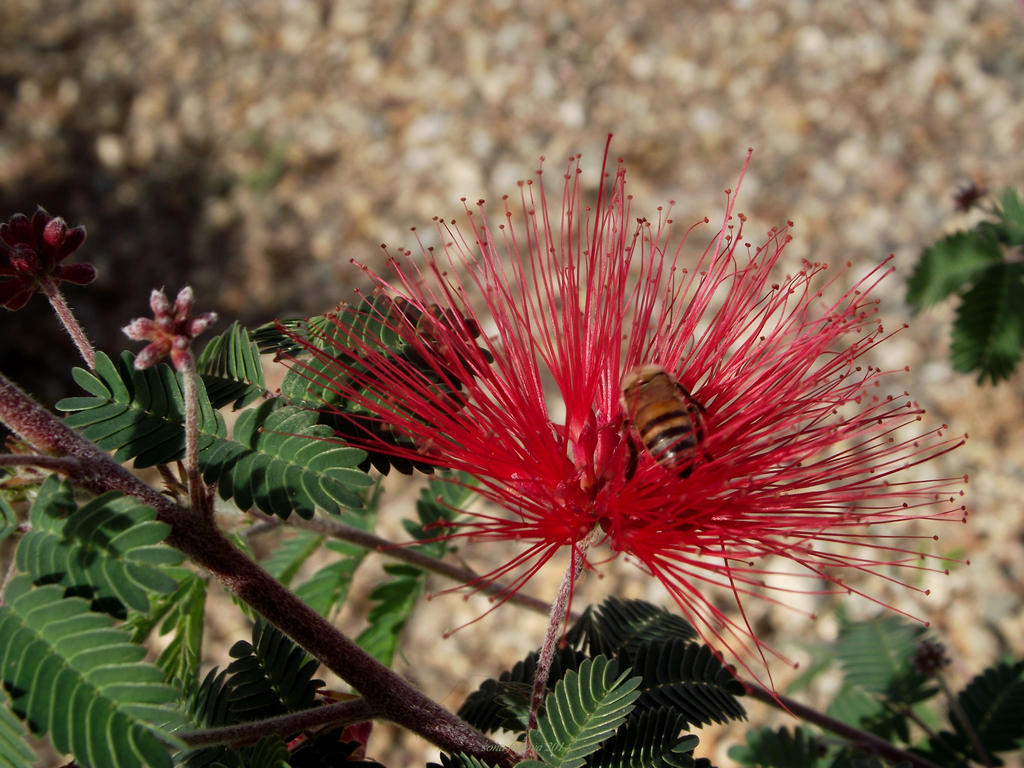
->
[2, 1, 1023, 765]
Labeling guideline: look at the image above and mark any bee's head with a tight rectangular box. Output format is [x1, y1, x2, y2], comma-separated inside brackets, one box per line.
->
[620, 363, 670, 394]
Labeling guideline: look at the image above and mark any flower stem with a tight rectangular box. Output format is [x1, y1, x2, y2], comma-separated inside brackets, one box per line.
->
[524, 540, 590, 760]
[41, 278, 95, 370]
[177, 354, 210, 520]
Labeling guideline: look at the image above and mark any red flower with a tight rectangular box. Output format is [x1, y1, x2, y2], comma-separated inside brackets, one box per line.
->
[0, 207, 95, 310]
[288, 143, 966, 684]
[123, 286, 217, 370]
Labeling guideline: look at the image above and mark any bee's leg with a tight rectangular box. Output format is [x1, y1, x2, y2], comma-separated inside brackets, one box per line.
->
[675, 381, 707, 414]
[687, 402, 714, 468]
[624, 424, 638, 481]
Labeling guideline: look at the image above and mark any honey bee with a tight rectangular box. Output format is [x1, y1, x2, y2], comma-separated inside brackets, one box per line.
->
[620, 364, 709, 479]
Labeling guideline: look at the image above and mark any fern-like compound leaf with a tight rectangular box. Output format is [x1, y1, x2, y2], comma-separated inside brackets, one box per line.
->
[196, 322, 266, 410]
[573, 597, 697, 660]
[199, 398, 371, 519]
[627, 639, 745, 728]
[356, 473, 470, 664]
[0, 701, 35, 768]
[951, 260, 1024, 383]
[457, 646, 587, 734]
[155, 573, 207, 688]
[919, 659, 1024, 767]
[996, 187, 1024, 246]
[585, 707, 699, 768]
[262, 528, 325, 588]
[428, 754, 505, 768]
[293, 539, 367, 618]
[835, 616, 930, 701]
[16, 476, 182, 617]
[182, 623, 326, 767]
[224, 621, 324, 719]
[727, 726, 829, 768]
[0, 576, 186, 768]
[57, 351, 226, 468]
[0, 493, 18, 545]
[531, 656, 642, 768]
[905, 230, 1002, 310]
[955, 659, 1024, 757]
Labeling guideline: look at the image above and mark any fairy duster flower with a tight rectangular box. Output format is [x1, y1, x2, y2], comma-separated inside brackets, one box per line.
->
[0, 207, 94, 311]
[287, 143, 966, 683]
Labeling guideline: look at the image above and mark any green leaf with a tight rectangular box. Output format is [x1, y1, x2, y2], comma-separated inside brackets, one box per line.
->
[905, 230, 1003, 309]
[199, 398, 371, 519]
[294, 539, 367, 618]
[155, 574, 207, 688]
[57, 351, 227, 468]
[572, 597, 698, 660]
[0, 699, 35, 768]
[919, 659, 1024, 766]
[951, 261, 1024, 383]
[16, 476, 182, 617]
[0, 576, 185, 768]
[627, 639, 746, 727]
[956, 659, 1024, 756]
[531, 656, 642, 768]
[182, 622, 326, 767]
[355, 473, 469, 664]
[224, 621, 323, 718]
[244, 735, 289, 768]
[996, 187, 1024, 246]
[355, 562, 422, 665]
[261, 528, 325, 588]
[835, 616, 928, 699]
[429, 755, 504, 768]
[457, 646, 587, 734]
[585, 707, 700, 768]
[727, 726, 828, 768]
[196, 322, 266, 409]
[0, 492, 19, 545]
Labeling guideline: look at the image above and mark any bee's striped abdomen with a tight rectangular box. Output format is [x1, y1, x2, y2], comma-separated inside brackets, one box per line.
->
[621, 364, 708, 479]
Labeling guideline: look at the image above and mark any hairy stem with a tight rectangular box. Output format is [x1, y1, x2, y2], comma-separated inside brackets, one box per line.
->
[0, 372, 515, 767]
[0, 454, 82, 473]
[179, 697, 379, 749]
[40, 278, 95, 370]
[524, 540, 589, 760]
[177, 354, 210, 520]
[276, 512, 561, 618]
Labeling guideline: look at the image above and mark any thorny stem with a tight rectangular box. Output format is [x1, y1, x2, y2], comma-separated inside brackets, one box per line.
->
[0, 372, 514, 767]
[524, 539, 590, 760]
[745, 684, 945, 768]
[179, 697, 379, 749]
[177, 354, 210, 520]
[40, 278, 95, 370]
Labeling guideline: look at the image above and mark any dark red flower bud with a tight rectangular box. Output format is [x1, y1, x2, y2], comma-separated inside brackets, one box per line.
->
[0, 207, 94, 310]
